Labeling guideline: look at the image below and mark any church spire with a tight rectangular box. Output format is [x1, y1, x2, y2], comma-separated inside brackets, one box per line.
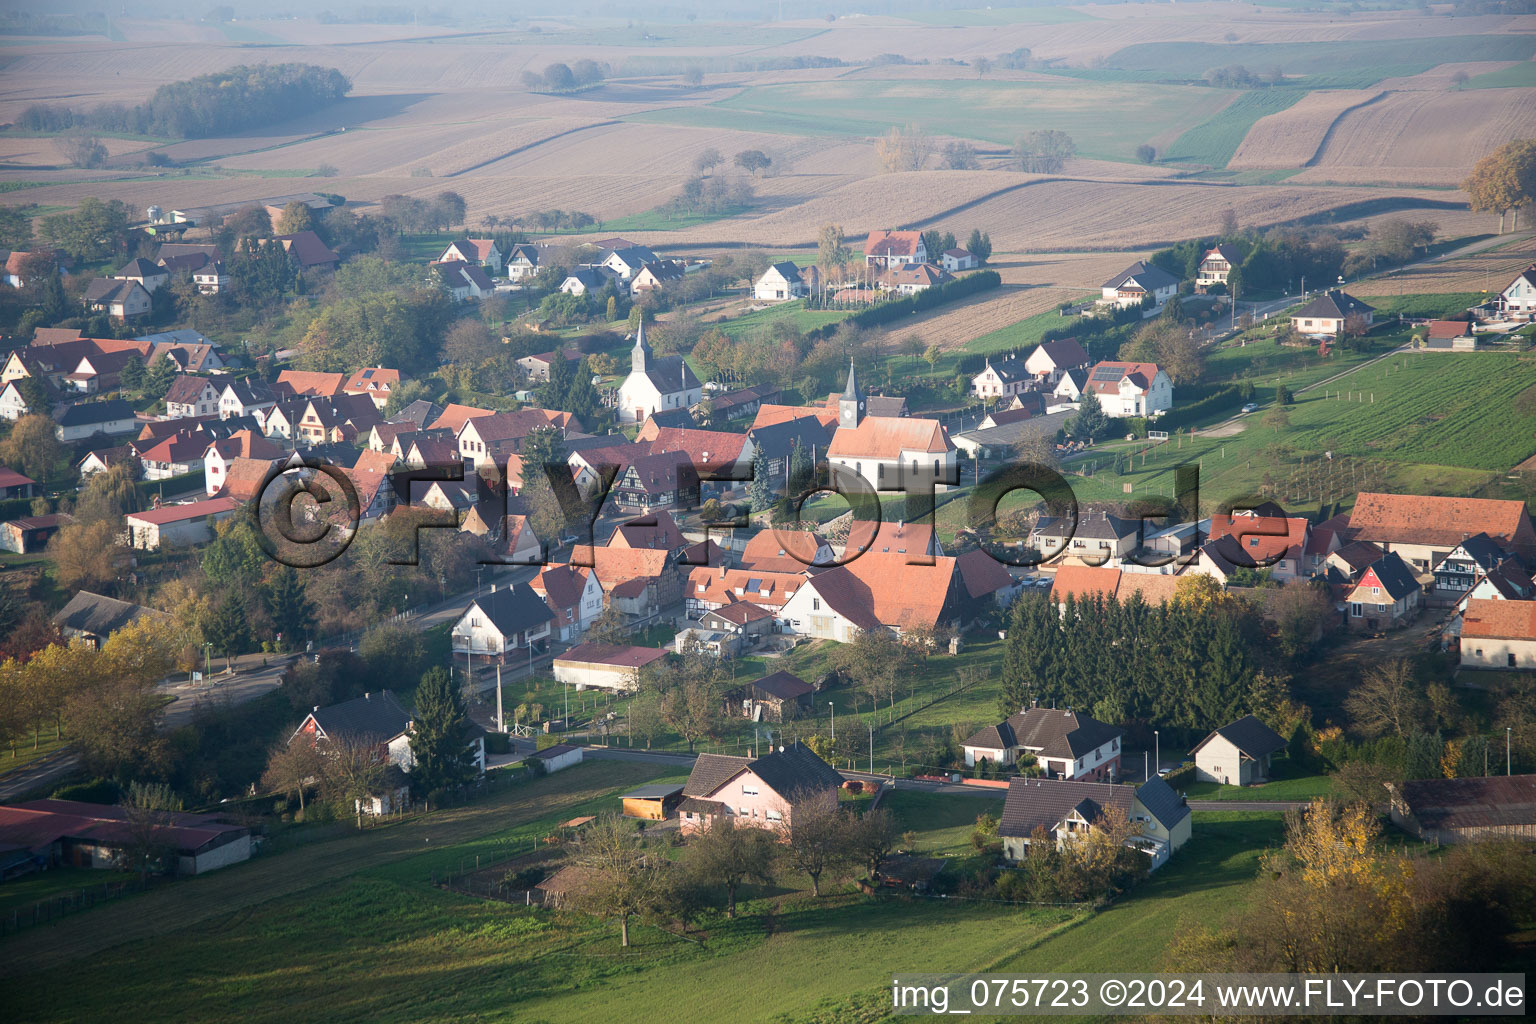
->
[630, 313, 651, 372]
[838, 357, 864, 429]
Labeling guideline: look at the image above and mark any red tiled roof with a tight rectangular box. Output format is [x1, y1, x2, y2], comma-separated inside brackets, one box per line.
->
[1462, 598, 1536, 641]
[751, 404, 839, 432]
[740, 529, 831, 572]
[1050, 565, 1121, 602]
[1349, 492, 1534, 550]
[275, 370, 345, 397]
[427, 402, 495, 433]
[555, 643, 668, 670]
[864, 230, 924, 258]
[826, 416, 952, 459]
[1208, 513, 1310, 563]
[125, 496, 239, 525]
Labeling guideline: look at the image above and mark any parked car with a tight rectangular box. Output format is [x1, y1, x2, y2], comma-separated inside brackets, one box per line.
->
[1241, 402, 1259, 413]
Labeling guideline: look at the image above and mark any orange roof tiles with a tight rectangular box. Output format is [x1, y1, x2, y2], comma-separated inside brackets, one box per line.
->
[826, 416, 952, 459]
[751, 404, 839, 432]
[1349, 492, 1535, 551]
[1462, 598, 1536, 641]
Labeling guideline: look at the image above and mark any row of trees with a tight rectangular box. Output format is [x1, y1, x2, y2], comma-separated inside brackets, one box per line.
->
[521, 60, 607, 93]
[21, 63, 352, 139]
[1000, 578, 1326, 731]
[569, 804, 902, 946]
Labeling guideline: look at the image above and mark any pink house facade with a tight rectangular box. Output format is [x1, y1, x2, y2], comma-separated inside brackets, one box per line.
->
[678, 742, 843, 832]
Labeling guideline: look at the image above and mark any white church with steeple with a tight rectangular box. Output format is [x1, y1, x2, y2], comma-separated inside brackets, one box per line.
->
[827, 359, 958, 493]
[616, 316, 702, 425]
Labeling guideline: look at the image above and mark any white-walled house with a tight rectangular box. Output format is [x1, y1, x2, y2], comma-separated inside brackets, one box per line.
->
[998, 776, 1191, 872]
[1024, 338, 1091, 385]
[1100, 261, 1179, 309]
[969, 355, 1031, 400]
[960, 707, 1123, 778]
[1190, 715, 1287, 786]
[825, 362, 956, 493]
[1292, 290, 1375, 337]
[450, 582, 556, 668]
[753, 261, 806, 301]
[1501, 266, 1536, 316]
[123, 496, 239, 550]
[1081, 361, 1173, 418]
[0, 381, 31, 421]
[163, 376, 221, 419]
[55, 400, 138, 442]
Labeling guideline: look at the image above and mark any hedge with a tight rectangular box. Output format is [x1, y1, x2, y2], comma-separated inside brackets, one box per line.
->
[134, 469, 206, 504]
[1154, 384, 1246, 433]
[0, 496, 37, 521]
[804, 270, 1002, 340]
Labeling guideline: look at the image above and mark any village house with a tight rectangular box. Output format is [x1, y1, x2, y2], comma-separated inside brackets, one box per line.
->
[0, 799, 251, 879]
[826, 363, 956, 493]
[434, 259, 496, 301]
[1346, 492, 1536, 568]
[1430, 533, 1510, 602]
[123, 496, 240, 550]
[342, 367, 402, 410]
[291, 690, 416, 772]
[686, 565, 803, 620]
[1049, 565, 1181, 607]
[753, 261, 807, 301]
[738, 528, 835, 573]
[630, 259, 686, 296]
[1205, 510, 1312, 580]
[1190, 715, 1288, 786]
[1024, 337, 1091, 385]
[552, 643, 668, 692]
[998, 776, 1190, 871]
[940, 247, 977, 272]
[192, 260, 229, 295]
[970, 354, 1032, 400]
[56, 400, 137, 442]
[864, 230, 927, 269]
[275, 370, 346, 399]
[1032, 509, 1141, 567]
[723, 670, 814, 722]
[450, 582, 556, 668]
[0, 381, 31, 421]
[677, 600, 779, 657]
[1388, 775, 1536, 844]
[437, 238, 503, 274]
[679, 741, 843, 832]
[880, 263, 952, 295]
[164, 376, 222, 420]
[1195, 243, 1241, 292]
[572, 545, 679, 623]
[219, 379, 276, 421]
[702, 383, 779, 426]
[506, 244, 539, 281]
[1292, 290, 1375, 337]
[1100, 260, 1179, 310]
[113, 257, 170, 294]
[273, 230, 340, 272]
[516, 349, 577, 383]
[137, 430, 210, 481]
[600, 245, 662, 282]
[616, 319, 702, 425]
[1500, 265, 1536, 316]
[744, 415, 831, 494]
[558, 267, 617, 296]
[1459, 599, 1536, 670]
[961, 706, 1123, 777]
[529, 563, 605, 641]
[52, 591, 169, 648]
[1456, 558, 1535, 608]
[1344, 551, 1421, 631]
[1077, 361, 1173, 418]
[83, 279, 152, 319]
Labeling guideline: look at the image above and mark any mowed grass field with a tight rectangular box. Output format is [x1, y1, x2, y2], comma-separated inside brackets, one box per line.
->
[627, 78, 1237, 162]
[1065, 349, 1536, 509]
[1, 761, 1283, 1024]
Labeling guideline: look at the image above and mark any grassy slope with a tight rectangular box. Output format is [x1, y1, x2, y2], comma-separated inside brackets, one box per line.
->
[1161, 89, 1306, 167]
[627, 79, 1233, 162]
[1066, 343, 1536, 507]
[1465, 62, 1536, 90]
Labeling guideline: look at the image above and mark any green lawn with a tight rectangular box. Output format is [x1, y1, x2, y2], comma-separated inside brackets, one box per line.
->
[1096, 35, 1536, 89]
[627, 78, 1235, 163]
[0, 866, 139, 916]
[599, 204, 753, 233]
[0, 730, 69, 780]
[1465, 61, 1536, 90]
[901, 6, 1096, 24]
[1161, 89, 1306, 167]
[715, 299, 854, 340]
[1066, 344, 1536, 509]
[1354, 291, 1486, 319]
[1180, 755, 1335, 802]
[0, 762, 1288, 1024]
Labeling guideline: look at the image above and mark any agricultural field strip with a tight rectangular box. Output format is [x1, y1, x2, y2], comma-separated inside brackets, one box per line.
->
[0, 761, 665, 980]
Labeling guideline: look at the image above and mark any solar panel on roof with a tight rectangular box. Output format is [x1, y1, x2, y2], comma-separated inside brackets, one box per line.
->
[1090, 366, 1123, 381]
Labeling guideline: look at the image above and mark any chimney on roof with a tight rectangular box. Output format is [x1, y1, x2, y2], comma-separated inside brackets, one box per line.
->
[313, 705, 320, 712]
